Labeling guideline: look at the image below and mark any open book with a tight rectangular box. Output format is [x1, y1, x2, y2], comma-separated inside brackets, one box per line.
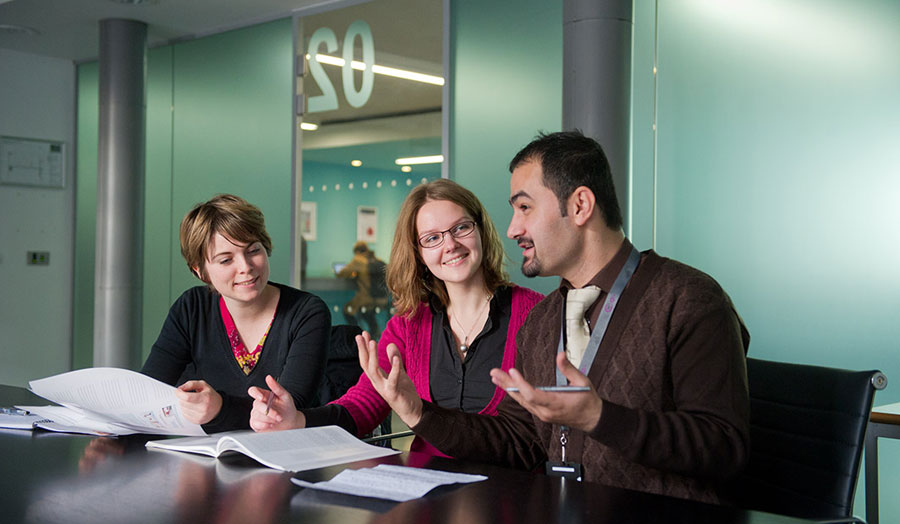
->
[16, 367, 205, 436]
[146, 426, 400, 472]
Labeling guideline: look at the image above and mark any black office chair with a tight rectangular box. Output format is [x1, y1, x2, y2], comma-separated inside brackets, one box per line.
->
[728, 358, 886, 523]
[321, 325, 393, 442]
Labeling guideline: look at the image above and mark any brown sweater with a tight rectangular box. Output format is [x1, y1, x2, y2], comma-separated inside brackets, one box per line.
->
[413, 242, 750, 503]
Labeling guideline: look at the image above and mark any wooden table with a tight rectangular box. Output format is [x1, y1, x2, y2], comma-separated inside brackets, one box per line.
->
[865, 402, 900, 524]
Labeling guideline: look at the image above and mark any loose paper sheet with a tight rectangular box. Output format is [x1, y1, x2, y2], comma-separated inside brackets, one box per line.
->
[292, 464, 487, 502]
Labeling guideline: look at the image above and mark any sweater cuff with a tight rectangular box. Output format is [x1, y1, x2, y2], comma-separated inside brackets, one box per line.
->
[201, 391, 246, 434]
[303, 404, 358, 435]
[588, 399, 638, 450]
[410, 401, 443, 444]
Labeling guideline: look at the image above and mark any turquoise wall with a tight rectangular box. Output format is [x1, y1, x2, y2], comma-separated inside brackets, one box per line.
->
[75, 19, 295, 366]
[631, 0, 900, 520]
[448, 0, 563, 296]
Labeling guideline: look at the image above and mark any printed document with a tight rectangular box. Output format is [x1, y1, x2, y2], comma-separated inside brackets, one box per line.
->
[292, 464, 487, 501]
[16, 367, 205, 436]
[146, 425, 399, 471]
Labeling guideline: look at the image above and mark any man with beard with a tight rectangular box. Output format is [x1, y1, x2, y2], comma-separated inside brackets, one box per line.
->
[358, 131, 750, 504]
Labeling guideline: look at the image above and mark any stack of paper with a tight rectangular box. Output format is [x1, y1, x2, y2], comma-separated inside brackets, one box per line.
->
[16, 367, 205, 436]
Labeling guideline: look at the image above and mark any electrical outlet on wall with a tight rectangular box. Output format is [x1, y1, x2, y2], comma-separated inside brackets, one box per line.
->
[27, 251, 50, 266]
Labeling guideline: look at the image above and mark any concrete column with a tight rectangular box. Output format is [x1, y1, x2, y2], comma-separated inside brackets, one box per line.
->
[563, 0, 633, 230]
[93, 19, 147, 368]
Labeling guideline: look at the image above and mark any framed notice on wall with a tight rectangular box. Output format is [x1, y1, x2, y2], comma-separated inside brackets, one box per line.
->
[357, 206, 377, 243]
[300, 201, 317, 241]
[0, 136, 66, 189]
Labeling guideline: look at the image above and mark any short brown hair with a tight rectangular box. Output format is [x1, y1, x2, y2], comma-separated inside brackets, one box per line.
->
[179, 194, 273, 284]
[387, 179, 510, 317]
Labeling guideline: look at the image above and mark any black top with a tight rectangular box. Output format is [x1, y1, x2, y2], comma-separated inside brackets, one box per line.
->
[141, 282, 331, 433]
[429, 286, 511, 413]
[304, 286, 514, 434]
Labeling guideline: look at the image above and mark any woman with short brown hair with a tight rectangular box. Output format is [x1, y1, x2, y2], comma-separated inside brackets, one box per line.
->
[142, 194, 329, 433]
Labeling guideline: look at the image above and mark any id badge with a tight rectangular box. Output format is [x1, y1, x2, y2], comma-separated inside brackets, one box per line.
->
[546, 461, 583, 481]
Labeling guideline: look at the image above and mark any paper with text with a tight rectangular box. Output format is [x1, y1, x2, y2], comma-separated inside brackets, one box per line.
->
[292, 464, 487, 501]
[147, 426, 400, 472]
[20, 367, 205, 436]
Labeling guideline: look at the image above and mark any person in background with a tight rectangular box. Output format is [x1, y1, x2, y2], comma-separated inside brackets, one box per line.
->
[337, 241, 382, 338]
[248, 180, 543, 457]
[142, 194, 330, 433]
[355, 132, 750, 504]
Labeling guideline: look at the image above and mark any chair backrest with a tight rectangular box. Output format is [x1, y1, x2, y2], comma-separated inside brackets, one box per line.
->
[319, 324, 364, 406]
[728, 358, 886, 519]
[320, 324, 392, 442]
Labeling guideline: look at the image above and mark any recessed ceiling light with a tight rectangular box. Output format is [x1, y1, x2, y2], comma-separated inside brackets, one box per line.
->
[351, 160, 362, 167]
[401, 166, 412, 173]
[0, 24, 41, 36]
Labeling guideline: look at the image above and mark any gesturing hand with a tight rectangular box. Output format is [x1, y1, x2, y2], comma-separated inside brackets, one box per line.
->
[490, 352, 604, 433]
[356, 331, 423, 427]
[248, 375, 304, 432]
[175, 380, 223, 425]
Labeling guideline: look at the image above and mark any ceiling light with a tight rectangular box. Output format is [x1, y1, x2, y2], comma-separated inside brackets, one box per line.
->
[395, 155, 443, 165]
[351, 160, 362, 167]
[300, 122, 318, 131]
[401, 166, 412, 173]
[307, 54, 444, 86]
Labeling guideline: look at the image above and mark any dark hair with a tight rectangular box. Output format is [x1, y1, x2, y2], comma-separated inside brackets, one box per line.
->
[508, 130, 623, 229]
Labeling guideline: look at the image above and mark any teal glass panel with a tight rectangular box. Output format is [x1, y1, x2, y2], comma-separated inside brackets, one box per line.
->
[73, 62, 99, 369]
[298, 0, 444, 330]
[643, 0, 900, 519]
[169, 19, 294, 300]
[141, 46, 175, 360]
[450, 0, 562, 295]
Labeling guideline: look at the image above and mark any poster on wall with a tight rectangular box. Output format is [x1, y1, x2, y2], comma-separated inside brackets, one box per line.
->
[300, 201, 317, 241]
[357, 206, 377, 243]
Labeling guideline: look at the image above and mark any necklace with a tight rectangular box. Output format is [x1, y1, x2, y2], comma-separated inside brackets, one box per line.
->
[449, 294, 492, 355]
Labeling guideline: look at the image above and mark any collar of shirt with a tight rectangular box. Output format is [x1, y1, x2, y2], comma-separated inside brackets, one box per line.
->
[558, 237, 635, 328]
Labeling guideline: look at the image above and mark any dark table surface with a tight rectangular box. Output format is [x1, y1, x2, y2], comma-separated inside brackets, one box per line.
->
[0, 384, 815, 524]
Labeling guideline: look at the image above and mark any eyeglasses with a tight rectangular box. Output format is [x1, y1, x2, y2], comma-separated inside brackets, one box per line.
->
[417, 220, 477, 248]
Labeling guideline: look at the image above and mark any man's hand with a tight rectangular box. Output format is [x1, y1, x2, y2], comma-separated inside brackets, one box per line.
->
[175, 380, 223, 425]
[248, 375, 304, 432]
[491, 352, 603, 432]
[356, 331, 423, 427]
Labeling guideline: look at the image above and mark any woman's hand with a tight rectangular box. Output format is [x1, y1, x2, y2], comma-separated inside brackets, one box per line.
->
[175, 380, 223, 425]
[356, 331, 423, 427]
[248, 375, 304, 432]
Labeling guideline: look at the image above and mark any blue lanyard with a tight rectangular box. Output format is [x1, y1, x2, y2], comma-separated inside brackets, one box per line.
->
[556, 247, 641, 386]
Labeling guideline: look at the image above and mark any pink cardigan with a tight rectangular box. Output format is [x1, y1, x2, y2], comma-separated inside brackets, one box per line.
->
[333, 285, 544, 456]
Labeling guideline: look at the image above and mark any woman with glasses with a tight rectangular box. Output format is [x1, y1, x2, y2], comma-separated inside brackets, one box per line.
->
[248, 179, 543, 456]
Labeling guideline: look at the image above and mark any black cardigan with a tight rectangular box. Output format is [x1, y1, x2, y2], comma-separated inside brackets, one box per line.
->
[141, 282, 330, 433]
